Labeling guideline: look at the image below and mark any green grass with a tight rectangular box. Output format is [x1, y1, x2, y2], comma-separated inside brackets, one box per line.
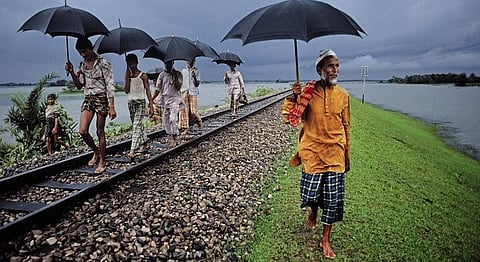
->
[240, 98, 480, 261]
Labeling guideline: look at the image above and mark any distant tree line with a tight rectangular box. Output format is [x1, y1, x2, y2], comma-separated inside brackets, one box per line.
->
[1, 79, 124, 92]
[1, 79, 68, 87]
[387, 73, 480, 86]
[0, 82, 36, 86]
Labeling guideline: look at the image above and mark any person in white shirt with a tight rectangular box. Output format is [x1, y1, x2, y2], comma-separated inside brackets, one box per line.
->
[224, 62, 245, 117]
[124, 54, 154, 159]
[152, 60, 184, 147]
[179, 59, 203, 135]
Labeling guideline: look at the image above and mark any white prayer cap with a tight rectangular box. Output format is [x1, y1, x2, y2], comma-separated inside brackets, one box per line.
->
[315, 49, 337, 67]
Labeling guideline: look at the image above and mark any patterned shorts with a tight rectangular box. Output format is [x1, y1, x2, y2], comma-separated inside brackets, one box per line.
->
[81, 93, 109, 116]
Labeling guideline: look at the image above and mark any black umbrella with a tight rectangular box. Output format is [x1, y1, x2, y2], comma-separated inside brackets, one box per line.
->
[93, 20, 157, 55]
[222, 0, 366, 82]
[18, 2, 109, 64]
[213, 51, 243, 65]
[143, 35, 204, 62]
[191, 39, 220, 60]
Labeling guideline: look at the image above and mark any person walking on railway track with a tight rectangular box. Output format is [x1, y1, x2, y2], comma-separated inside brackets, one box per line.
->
[147, 73, 162, 125]
[179, 59, 203, 135]
[224, 61, 245, 117]
[65, 37, 117, 174]
[152, 60, 184, 147]
[283, 49, 350, 259]
[124, 54, 154, 159]
[44, 93, 70, 155]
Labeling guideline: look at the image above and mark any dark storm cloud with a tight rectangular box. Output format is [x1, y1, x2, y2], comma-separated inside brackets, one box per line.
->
[1, 0, 479, 83]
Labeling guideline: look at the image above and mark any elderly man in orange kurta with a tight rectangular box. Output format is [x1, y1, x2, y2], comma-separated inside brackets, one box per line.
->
[284, 49, 350, 260]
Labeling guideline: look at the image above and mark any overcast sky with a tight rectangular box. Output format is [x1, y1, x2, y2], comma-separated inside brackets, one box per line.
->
[1, 0, 479, 83]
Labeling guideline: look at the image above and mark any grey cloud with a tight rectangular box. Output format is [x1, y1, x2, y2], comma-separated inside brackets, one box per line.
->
[1, 0, 479, 83]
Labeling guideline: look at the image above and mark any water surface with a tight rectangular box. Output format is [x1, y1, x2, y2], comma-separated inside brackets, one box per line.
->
[342, 82, 480, 159]
[2, 81, 478, 160]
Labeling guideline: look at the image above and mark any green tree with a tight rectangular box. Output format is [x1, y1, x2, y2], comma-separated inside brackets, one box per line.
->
[4, 74, 56, 144]
[0, 73, 79, 166]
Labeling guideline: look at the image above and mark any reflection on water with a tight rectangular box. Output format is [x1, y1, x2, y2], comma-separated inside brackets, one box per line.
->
[342, 82, 480, 159]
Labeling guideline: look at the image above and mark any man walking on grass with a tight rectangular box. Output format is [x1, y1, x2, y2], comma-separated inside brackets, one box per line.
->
[284, 49, 350, 259]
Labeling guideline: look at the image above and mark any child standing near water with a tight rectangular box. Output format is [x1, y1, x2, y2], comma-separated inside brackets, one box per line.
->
[44, 93, 70, 154]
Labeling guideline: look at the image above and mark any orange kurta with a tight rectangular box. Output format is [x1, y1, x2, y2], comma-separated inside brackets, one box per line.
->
[291, 81, 350, 174]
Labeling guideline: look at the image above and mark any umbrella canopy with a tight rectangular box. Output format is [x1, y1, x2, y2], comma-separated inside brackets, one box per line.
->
[93, 26, 157, 55]
[213, 51, 243, 65]
[18, 4, 109, 62]
[222, 0, 366, 82]
[143, 35, 204, 63]
[191, 39, 220, 60]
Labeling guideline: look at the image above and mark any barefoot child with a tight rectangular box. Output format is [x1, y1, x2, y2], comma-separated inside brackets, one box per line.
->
[124, 54, 154, 159]
[44, 93, 70, 154]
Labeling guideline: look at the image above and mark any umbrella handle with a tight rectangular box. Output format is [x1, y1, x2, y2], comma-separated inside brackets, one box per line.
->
[66, 37, 71, 76]
[294, 39, 299, 84]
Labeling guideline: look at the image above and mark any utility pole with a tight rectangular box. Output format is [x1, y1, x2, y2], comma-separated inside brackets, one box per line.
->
[361, 65, 368, 104]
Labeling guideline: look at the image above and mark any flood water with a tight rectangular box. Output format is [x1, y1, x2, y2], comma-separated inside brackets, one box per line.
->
[1, 81, 479, 159]
[341, 82, 480, 159]
[0, 81, 290, 142]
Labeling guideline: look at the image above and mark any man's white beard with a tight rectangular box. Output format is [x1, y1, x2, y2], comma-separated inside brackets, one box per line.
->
[321, 73, 338, 86]
[322, 73, 338, 86]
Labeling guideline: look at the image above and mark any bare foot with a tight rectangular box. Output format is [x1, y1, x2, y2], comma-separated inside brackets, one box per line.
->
[139, 143, 148, 153]
[87, 152, 99, 167]
[94, 160, 106, 174]
[320, 240, 336, 259]
[127, 152, 135, 160]
[94, 165, 106, 174]
[306, 211, 317, 229]
[181, 129, 189, 136]
[169, 138, 177, 148]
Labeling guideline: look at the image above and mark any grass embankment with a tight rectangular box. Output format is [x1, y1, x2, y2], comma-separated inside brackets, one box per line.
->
[241, 98, 480, 261]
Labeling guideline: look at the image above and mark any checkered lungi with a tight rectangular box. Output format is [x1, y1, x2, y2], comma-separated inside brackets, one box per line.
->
[300, 171, 345, 225]
[128, 99, 148, 150]
[152, 104, 162, 124]
[179, 91, 190, 129]
[179, 92, 201, 128]
[186, 95, 201, 124]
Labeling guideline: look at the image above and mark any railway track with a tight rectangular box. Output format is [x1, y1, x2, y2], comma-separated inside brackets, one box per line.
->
[0, 90, 290, 242]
